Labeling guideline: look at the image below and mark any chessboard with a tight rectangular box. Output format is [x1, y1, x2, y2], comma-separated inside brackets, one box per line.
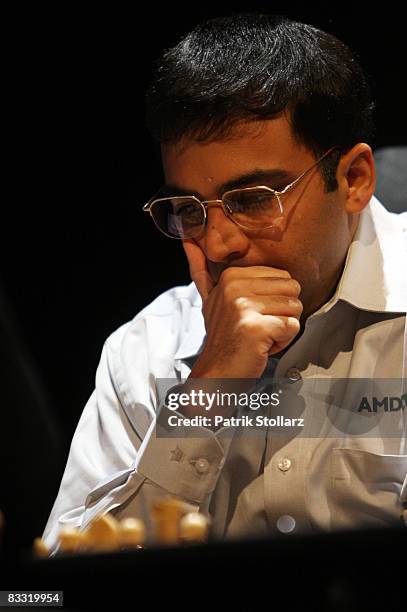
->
[1, 504, 406, 611]
[33, 496, 210, 557]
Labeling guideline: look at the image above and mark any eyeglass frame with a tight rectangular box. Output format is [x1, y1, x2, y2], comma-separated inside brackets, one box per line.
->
[142, 146, 338, 239]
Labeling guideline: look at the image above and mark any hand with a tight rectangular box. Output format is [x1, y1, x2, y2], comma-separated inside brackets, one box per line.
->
[183, 240, 302, 379]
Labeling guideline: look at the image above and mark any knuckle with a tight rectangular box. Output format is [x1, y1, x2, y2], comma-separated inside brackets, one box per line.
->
[276, 269, 291, 279]
[234, 296, 252, 311]
[291, 279, 302, 295]
[289, 298, 303, 314]
[287, 316, 301, 333]
[277, 316, 291, 331]
[275, 315, 300, 335]
[219, 267, 235, 285]
[237, 313, 263, 335]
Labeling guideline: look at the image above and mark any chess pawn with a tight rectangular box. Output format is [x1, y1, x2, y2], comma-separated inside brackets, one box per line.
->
[82, 514, 120, 553]
[152, 498, 184, 545]
[33, 537, 50, 558]
[179, 512, 210, 544]
[58, 526, 84, 554]
[119, 518, 146, 549]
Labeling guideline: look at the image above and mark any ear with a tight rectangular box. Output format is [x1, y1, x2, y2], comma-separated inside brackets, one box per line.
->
[337, 143, 376, 213]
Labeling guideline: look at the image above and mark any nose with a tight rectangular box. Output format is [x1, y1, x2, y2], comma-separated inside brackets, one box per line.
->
[200, 200, 250, 263]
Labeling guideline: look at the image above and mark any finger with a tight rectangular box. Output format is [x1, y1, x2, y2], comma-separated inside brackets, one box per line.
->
[263, 315, 301, 353]
[224, 277, 301, 298]
[235, 295, 303, 318]
[182, 239, 215, 302]
[220, 266, 292, 281]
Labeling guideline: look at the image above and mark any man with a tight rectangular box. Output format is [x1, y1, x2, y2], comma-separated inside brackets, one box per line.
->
[43, 13, 407, 553]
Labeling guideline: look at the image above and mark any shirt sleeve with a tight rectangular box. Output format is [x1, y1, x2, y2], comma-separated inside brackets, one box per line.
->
[42, 319, 231, 554]
[136, 402, 227, 503]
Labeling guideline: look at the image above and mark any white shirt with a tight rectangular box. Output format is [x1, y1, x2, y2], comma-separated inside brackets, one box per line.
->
[43, 195, 407, 552]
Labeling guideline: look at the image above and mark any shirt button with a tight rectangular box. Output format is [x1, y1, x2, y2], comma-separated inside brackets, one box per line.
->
[277, 457, 292, 472]
[285, 367, 302, 382]
[276, 515, 296, 534]
[194, 458, 210, 474]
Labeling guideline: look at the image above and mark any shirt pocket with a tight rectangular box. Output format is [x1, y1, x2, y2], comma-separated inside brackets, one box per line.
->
[329, 447, 407, 529]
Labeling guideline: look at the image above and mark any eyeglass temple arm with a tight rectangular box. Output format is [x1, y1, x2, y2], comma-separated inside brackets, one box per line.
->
[277, 146, 338, 196]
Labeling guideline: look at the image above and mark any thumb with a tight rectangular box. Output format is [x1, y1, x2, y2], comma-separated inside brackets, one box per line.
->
[182, 239, 215, 302]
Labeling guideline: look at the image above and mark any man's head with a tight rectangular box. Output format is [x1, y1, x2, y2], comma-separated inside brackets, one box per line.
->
[144, 13, 376, 319]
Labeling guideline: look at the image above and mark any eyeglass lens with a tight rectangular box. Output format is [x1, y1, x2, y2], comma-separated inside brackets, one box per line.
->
[151, 189, 282, 238]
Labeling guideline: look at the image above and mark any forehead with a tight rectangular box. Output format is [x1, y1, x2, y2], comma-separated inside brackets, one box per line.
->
[160, 114, 311, 193]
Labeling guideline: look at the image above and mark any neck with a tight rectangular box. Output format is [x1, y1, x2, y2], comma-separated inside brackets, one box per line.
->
[302, 252, 348, 324]
[274, 257, 348, 361]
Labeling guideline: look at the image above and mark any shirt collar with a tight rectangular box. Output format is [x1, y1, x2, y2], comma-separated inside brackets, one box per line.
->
[312, 194, 407, 318]
[174, 195, 406, 361]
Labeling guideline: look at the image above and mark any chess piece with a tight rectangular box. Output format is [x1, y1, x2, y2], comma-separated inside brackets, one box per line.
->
[82, 513, 120, 552]
[58, 526, 84, 554]
[152, 497, 184, 545]
[179, 512, 209, 543]
[32, 537, 50, 558]
[119, 518, 146, 549]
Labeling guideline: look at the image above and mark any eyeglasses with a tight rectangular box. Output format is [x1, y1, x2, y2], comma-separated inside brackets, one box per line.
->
[143, 146, 337, 239]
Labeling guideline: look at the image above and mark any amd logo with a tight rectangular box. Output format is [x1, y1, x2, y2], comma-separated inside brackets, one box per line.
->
[358, 394, 407, 412]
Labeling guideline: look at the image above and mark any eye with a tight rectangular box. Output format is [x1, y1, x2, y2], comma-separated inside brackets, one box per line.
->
[174, 203, 198, 215]
[224, 188, 280, 214]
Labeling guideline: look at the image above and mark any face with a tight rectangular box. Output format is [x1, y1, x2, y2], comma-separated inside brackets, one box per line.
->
[160, 114, 365, 320]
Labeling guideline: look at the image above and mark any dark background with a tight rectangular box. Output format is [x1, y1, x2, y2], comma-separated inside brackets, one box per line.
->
[3, 5, 406, 457]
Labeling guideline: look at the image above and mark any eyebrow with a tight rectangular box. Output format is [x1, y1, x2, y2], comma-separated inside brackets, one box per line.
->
[155, 168, 297, 199]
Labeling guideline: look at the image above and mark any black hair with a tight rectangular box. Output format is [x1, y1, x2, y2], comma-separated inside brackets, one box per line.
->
[144, 12, 376, 192]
